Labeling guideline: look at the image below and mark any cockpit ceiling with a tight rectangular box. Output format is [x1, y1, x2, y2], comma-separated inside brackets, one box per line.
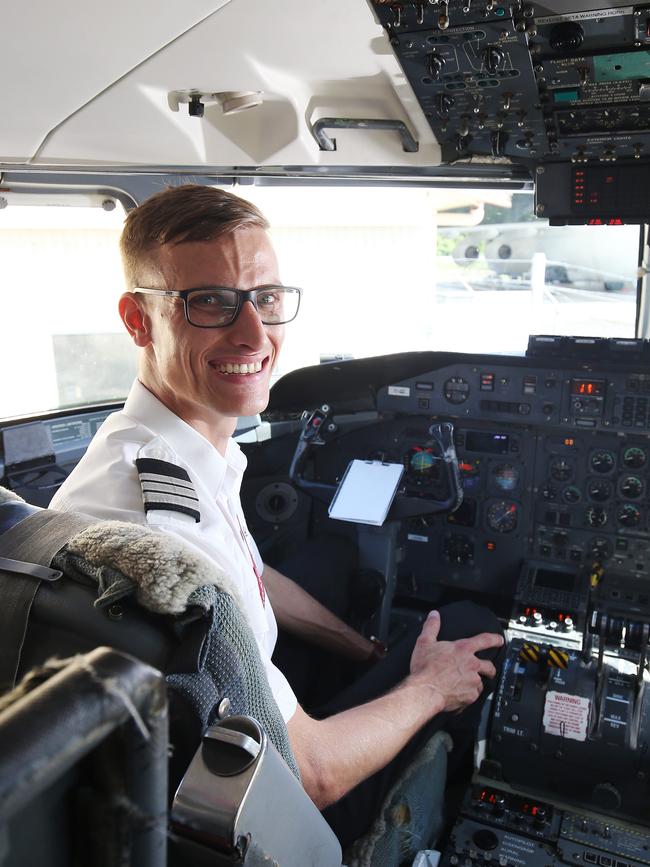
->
[1, 0, 443, 171]
[2, 0, 641, 173]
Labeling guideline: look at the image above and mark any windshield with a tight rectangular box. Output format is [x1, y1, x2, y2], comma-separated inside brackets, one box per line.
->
[0, 187, 640, 419]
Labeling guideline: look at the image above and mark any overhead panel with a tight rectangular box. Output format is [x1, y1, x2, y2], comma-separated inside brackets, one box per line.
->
[370, 0, 650, 168]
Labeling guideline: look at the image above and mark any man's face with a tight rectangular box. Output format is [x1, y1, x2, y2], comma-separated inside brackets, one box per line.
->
[132, 227, 285, 434]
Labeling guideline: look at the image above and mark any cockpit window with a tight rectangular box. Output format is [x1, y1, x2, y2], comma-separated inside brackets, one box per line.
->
[0, 187, 641, 419]
[0, 199, 134, 420]
[245, 186, 640, 378]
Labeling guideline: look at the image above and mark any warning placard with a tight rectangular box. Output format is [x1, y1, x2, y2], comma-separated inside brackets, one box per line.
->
[542, 691, 591, 742]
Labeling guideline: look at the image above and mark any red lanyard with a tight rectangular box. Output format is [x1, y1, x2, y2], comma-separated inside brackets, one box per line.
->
[237, 516, 266, 606]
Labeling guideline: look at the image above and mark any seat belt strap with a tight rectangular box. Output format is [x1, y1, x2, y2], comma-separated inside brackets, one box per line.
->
[0, 509, 96, 565]
[0, 510, 97, 694]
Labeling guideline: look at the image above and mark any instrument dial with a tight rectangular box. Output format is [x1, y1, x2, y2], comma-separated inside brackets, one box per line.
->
[550, 458, 572, 482]
[590, 450, 615, 474]
[562, 485, 581, 504]
[486, 500, 518, 534]
[588, 480, 612, 502]
[617, 503, 641, 528]
[586, 506, 608, 528]
[620, 476, 644, 500]
[493, 463, 519, 492]
[444, 377, 470, 405]
[623, 446, 647, 470]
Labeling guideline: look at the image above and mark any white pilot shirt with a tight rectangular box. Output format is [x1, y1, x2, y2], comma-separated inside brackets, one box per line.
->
[51, 378, 298, 722]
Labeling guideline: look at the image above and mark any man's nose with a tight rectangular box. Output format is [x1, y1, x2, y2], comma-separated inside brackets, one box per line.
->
[229, 298, 267, 345]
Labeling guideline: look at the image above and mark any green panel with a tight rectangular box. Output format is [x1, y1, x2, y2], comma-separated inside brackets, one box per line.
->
[594, 51, 650, 82]
[553, 89, 581, 103]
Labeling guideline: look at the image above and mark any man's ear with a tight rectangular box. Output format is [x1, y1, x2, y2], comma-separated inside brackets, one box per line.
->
[119, 292, 152, 347]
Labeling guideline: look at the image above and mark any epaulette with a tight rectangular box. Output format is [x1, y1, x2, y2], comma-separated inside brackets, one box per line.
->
[135, 457, 201, 523]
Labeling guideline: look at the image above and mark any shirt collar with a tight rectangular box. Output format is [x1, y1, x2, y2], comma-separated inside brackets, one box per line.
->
[123, 379, 247, 496]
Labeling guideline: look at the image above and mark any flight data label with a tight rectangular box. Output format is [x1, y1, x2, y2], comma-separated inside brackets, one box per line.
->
[543, 691, 590, 741]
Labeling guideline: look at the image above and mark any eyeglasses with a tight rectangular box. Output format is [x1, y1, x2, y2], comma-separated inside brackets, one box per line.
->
[133, 285, 302, 328]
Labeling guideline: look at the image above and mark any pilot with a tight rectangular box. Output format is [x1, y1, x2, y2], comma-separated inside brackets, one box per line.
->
[51, 184, 503, 847]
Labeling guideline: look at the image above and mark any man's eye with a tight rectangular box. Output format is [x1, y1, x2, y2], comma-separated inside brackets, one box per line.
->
[192, 293, 231, 308]
[257, 291, 280, 307]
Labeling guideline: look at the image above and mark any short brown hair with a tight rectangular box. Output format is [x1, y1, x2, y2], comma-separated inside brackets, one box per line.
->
[120, 184, 269, 289]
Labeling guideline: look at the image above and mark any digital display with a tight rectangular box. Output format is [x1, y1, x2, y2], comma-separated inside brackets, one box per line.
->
[571, 379, 606, 398]
[571, 164, 650, 220]
[533, 567, 577, 592]
[459, 459, 481, 494]
[466, 431, 509, 455]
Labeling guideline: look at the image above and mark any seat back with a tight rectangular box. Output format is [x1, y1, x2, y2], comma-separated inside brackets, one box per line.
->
[0, 487, 342, 866]
[0, 647, 168, 867]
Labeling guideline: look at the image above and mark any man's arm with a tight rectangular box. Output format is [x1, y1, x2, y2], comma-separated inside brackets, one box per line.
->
[263, 563, 375, 661]
[287, 611, 503, 808]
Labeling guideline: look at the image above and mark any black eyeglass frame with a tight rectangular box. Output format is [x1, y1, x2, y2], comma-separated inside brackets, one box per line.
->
[132, 285, 302, 328]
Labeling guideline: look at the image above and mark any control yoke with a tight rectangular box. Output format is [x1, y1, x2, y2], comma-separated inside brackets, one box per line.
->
[289, 405, 463, 520]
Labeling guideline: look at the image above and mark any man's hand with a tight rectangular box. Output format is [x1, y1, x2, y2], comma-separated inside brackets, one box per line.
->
[408, 610, 503, 715]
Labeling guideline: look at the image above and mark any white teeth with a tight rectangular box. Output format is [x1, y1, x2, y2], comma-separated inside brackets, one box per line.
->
[216, 361, 263, 375]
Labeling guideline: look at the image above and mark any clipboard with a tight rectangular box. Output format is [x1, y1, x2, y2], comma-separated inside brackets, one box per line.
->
[328, 459, 404, 526]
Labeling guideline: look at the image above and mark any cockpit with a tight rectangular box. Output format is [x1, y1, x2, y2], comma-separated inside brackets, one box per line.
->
[1, 1, 650, 865]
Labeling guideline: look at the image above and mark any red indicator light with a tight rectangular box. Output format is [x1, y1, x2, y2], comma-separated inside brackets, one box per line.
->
[609, 218, 623, 225]
[486, 541, 496, 552]
[564, 438, 575, 447]
[588, 219, 603, 225]
[559, 613, 565, 621]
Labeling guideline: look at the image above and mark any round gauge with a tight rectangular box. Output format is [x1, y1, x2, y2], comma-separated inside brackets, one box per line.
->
[444, 377, 470, 405]
[486, 500, 518, 534]
[409, 448, 436, 475]
[617, 503, 642, 528]
[623, 446, 647, 470]
[550, 458, 573, 482]
[588, 480, 612, 502]
[493, 463, 519, 492]
[590, 450, 615, 474]
[586, 506, 608, 528]
[590, 537, 613, 561]
[563, 485, 582, 504]
[620, 475, 644, 500]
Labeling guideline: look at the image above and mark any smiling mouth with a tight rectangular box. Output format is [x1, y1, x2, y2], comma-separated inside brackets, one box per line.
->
[213, 360, 264, 375]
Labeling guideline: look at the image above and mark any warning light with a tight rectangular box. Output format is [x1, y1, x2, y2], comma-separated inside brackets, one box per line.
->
[588, 219, 603, 225]
[564, 438, 575, 447]
[608, 218, 623, 225]
[486, 541, 496, 552]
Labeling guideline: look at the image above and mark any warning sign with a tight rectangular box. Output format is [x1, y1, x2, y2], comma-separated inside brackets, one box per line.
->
[543, 691, 591, 742]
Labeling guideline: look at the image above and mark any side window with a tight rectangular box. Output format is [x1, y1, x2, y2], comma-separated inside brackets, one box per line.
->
[0, 197, 136, 419]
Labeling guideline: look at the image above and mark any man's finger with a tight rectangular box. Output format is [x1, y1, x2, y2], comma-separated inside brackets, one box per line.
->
[422, 610, 441, 642]
[477, 660, 497, 680]
[463, 631, 504, 653]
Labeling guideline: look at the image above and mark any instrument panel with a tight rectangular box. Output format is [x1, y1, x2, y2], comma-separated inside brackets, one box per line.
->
[308, 355, 650, 602]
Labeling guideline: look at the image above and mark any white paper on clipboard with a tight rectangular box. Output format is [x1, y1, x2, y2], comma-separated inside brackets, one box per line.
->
[328, 460, 404, 526]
